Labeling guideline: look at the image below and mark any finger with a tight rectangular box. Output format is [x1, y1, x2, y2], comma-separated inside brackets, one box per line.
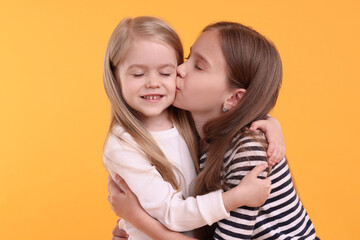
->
[268, 141, 281, 165]
[265, 179, 272, 194]
[108, 174, 116, 191]
[249, 123, 259, 131]
[280, 148, 286, 160]
[112, 225, 121, 236]
[272, 148, 282, 164]
[113, 225, 128, 238]
[249, 120, 261, 131]
[249, 163, 267, 177]
[269, 147, 278, 164]
[267, 158, 275, 167]
[273, 151, 281, 164]
[266, 179, 271, 189]
[109, 177, 122, 195]
[250, 120, 266, 131]
[112, 237, 128, 240]
[114, 174, 129, 192]
[118, 230, 129, 238]
[267, 142, 275, 158]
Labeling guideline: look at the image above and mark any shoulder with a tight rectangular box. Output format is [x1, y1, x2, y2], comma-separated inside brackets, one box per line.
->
[103, 125, 140, 157]
[223, 131, 268, 180]
[103, 125, 155, 173]
[226, 130, 268, 163]
[105, 125, 136, 146]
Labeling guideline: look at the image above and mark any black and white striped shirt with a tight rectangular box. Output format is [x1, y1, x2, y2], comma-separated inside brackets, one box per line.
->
[199, 133, 317, 240]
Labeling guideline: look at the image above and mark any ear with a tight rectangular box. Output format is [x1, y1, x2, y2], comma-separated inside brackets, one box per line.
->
[223, 88, 246, 111]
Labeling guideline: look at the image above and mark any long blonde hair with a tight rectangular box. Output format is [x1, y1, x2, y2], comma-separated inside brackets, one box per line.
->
[103, 16, 198, 190]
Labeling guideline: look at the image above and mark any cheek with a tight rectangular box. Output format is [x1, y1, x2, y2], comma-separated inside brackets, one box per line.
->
[120, 79, 139, 98]
[170, 76, 178, 90]
[190, 76, 222, 95]
[191, 77, 227, 103]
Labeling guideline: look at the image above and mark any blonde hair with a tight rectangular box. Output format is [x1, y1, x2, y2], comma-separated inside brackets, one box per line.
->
[103, 16, 198, 190]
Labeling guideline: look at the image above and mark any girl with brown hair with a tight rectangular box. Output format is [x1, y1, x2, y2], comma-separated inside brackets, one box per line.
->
[109, 21, 318, 239]
[103, 17, 284, 240]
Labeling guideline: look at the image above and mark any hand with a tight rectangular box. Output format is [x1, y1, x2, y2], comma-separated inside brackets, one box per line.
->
[236, 164, 271, 207]
[250, 116, 285, 166]
[108, 174, 144, 221]
[112, 219, 129, 240]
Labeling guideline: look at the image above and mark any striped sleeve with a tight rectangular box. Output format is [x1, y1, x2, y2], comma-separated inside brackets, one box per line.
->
[213, 135, 269, 240]
[251, 156, 317, 240]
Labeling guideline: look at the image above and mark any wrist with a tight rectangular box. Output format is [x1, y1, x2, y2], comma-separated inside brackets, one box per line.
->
[128, 208, 145, 223]
[222, 186, 245, 212]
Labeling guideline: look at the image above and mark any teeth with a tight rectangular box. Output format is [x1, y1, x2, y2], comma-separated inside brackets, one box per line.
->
[143, 96, 161, 100]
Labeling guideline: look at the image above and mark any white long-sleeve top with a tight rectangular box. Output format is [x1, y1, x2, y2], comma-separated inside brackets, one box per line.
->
[103, 125, 229, 240]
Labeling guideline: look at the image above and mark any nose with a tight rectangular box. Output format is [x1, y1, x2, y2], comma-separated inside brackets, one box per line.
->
[176, 62, 187, 78]
[145, 74, 160, 88]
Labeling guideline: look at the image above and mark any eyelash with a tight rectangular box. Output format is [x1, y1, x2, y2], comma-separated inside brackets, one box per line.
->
[133, 74, 144, 77]
[160, 73, 171, 76]
[185, 54, 202, 71]
[195, 65, 202, 70]
[133, 73, 171, 77]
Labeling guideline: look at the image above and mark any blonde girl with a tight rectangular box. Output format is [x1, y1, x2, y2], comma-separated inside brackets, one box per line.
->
[103, 17, 283, 240]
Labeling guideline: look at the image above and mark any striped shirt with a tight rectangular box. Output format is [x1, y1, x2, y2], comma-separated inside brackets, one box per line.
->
[199, 133, 317, 240]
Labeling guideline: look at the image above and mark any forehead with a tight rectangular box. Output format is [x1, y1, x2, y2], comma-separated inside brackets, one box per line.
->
[123, 38, 177, 66]
[192, 30, 226, 69]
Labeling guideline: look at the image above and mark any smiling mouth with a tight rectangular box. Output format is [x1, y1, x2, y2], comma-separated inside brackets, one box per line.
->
[141, 95, 163, 100]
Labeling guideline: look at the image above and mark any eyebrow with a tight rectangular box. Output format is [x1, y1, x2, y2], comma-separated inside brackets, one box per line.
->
[189, 47, 211, 66]
[127, 64, 176, 70]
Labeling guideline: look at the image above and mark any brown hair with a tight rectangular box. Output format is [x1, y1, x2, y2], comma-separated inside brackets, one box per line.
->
[103, 16, 198, 190]
[194, 21, 282, 195]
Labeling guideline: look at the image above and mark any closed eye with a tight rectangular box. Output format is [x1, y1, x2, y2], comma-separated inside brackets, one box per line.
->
[160, 73, 171, 76]
[195, 65, 203, 70]
[133, 73, 144, 77]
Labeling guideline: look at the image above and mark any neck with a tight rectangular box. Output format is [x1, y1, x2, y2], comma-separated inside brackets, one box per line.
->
[191, 113, 211, 139]
[191, 109, 223, 139]
[142, 111, 173, 132]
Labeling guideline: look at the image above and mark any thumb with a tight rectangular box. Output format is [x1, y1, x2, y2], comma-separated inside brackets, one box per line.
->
[114, 174, 129, 192]
[250, 120, 266, 131]
[249, 163, 267, 177]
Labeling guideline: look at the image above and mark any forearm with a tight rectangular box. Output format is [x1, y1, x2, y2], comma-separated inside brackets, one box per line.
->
[221, 187, 244, 212]
[106, 153, 228, 231]
[129, 209, 197, 240]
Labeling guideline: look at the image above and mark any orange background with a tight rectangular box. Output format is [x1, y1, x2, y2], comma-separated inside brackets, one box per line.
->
[1, 0, 359, 239]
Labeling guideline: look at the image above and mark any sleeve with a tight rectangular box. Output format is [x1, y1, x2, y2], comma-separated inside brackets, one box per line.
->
[213, 136, 268, 240]
[104, 133, 230, 232]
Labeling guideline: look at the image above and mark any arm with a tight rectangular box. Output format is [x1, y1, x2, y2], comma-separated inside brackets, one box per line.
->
[250, 115, 285, 165]
[109, 169, 269, 240]
[213, 135, 271, 239]
[104, 132, 228, 231]
[108, 175, 196, 240]
[108, 166, 270, 239]
[221, 163, 271, 211]
[105, 130, 270, 232]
